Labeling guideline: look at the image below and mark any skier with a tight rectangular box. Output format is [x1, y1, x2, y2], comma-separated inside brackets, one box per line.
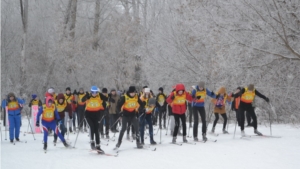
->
[115, 86, 143, 149]
[139, 88, 157, 145]
[64, 87, 76, 133]
[53, 93, 72, 143]
[36, 97, 69, 150]
[28, 94, 42, 108]
[233, 84, 269, 136]
[191, 81, 215, 141]
[81, 86, 109, 153]
[166, 84, 193, 143]
[99, 88, 110, 139]
[1, 93, 25, 143]
[211, 87, 232, 134]
[108, 88, 120, 133]
[156, 87, 167, 129]
[76, 88, 87, 132]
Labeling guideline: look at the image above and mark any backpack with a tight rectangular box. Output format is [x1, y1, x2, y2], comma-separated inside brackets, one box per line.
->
[215, 95, 224, 108]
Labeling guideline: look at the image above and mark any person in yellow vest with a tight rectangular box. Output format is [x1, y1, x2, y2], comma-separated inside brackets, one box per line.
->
[81, 86, 108, 153]
[53, 93, 72, 143]
[234, 84, 269, 136]
[115, 86, 144, 149]
[36, 97, 69, 150]
[156, 87, 167, 129]
[211, 87, 232, 134]
[76, 88, 87, 132]
[1, 93, 25, 143]
[28, 94, 42, 108]
[64, 87, 76, 133]
[139, 88, 157, 145]
[191, 81, 215, 141]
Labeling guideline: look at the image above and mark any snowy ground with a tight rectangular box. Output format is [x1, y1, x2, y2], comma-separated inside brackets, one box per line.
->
[1, 117, 300, 169]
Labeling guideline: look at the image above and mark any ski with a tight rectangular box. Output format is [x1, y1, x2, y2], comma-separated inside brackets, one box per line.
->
[252, 135, 281, 138]
[90, 150, 118, 157]
[170, 142, 182, 146]
[100, 142, 109, 146]
[240, 135, 251, 139]
[181, 142, 196, 145]
[134, 147, 156, 151]
[208, 132, 219, 137]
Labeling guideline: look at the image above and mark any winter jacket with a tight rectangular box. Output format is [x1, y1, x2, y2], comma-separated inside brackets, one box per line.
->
[109, 94, 120, 114]
[166, 84, 193, 115]
[1, 96, 25, 116]
[191, 86, 215, 107]
[55, 93, 72, 119]
[211, 87, 231, 114]
[117, 92, 143, 117]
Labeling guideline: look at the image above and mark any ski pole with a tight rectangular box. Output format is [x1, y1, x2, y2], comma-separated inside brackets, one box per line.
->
[268, 102, 274, 136]
[0, 122, 2, 141]
[73, 118, 86, 148]
[226, 109, 232, 131]
[233, 118, 237, 139]
[109, 117, 121, 131]
[165, 116, 171, 135]
[25, 109, 36, 140]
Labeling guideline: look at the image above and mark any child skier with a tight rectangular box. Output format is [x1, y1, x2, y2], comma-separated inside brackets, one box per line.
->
[191, 81, 215, 141]
[166, 84, 193, 143]
[139, 88, 157, 145]
[115, 86, 143, 149]
[156, 87, 167, 129]
[211, 87, 232, 134]
[28, 94, 42, 108]
[233, 84, 269, 136]
[1, 93, 25, 143]
[81, 86, 109, 153]
[36, 97, 69, 150]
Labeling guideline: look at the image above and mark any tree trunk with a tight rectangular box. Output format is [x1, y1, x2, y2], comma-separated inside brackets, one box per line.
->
[69, 0, 78, 39]
[19, 0, 28, 97]
[93, 0, 101, 50]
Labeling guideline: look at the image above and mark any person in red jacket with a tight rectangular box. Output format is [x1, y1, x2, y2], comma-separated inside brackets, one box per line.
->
[166, 83, 193, 143]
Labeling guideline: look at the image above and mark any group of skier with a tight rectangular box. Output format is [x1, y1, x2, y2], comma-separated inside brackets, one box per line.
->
[1, 81, 270, 153]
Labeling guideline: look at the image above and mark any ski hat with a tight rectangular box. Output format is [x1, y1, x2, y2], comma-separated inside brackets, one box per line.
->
[128, 86, 136, 93]
[158, 87, 163, 92]
[144, 88, 150, 93]
[192, 85, 196, 89]
[143, 86, 148, 89]
[148, 98, 156, 106]
[175, 83, 185, 92]
[248, 84, 254, 91]
[91, 86, 99, 92]
[57, 93, 65, 102]
[48, 87, 54, 94]
[66, 87, 71, 91]
[111, 88, 116, 92]
[102, 88, 108, 93]
[32, 94, 37, 99]
[198, 81, 205, 88]
[46, 97, 54, 107]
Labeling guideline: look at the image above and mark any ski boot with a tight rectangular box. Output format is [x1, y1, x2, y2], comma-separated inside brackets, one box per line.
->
[53, 138, 57, 144]
[241, 130, 246, 137]
[211, 127, 215, 133]
[116, 141, 121, 148]
[16, 138, 20, 141]
[183, 136, 188, 143]
[95, 145, 104, 154]
[194, 137, 198, 141]
[106, 135, 110, 139]
[132, 134, 136, 140]
[10, 140, 13, 143]
[150, 140, 157, 145]
[202, 133, 207, 142]
[136, 138, 143, 149]
[223, 128, 229, 134]
[254, 129, 263, 136]
[90, 140, 96, 150]
[126, 134, 130, 140]
[172, 137, 176, 143]
[63, 141, 69, 147]
[43, 143, 47, 150]
[69, 127, 73, 133]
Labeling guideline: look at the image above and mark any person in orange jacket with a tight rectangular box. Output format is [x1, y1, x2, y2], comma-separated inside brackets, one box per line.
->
[166, 84, 193, 143]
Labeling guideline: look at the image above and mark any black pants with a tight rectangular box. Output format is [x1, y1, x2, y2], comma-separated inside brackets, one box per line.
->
[99, 109, 109, 135]
[235, 110, 241, 126]
[118, 116, 140, 144]
[158, 107, 166, 128]
[173, 114, 186, 137]
[85, 111, 101, 144]
[239, 105, 257, 130]
[246, 111, 252, 125]
[77, 106, 86, 129]
[212, 113, 227, 129]
[110, 114, 119, 131]
[193, 107, 206, 137]
[126, 121, 135, 134]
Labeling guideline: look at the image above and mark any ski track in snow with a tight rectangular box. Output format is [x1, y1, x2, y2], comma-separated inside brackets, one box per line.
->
[1, 117, 300, 169]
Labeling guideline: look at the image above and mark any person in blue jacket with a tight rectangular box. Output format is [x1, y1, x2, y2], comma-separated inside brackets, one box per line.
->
[36, 97, 69, 150]
[191, 81, 215, 141]
[1, 93, 25, 143]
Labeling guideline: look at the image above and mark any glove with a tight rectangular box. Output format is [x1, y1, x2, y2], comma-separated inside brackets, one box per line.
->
[73, 90, 78, 95]
[86, 92, 90, 99]
[196, 96, 201, 99]
[110, 98, 115, 103]
[211, 91, 215, 96]
[216, 94, 220, 99]
[119, 112, 123, 117]
[265, 97, 269, 103]
[36, 121, 40, 127]
[72, 100, 77, 104]
[57, 120, 63, 125]
[171, 95, 175, 100]
[70, 116, 73, 120]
